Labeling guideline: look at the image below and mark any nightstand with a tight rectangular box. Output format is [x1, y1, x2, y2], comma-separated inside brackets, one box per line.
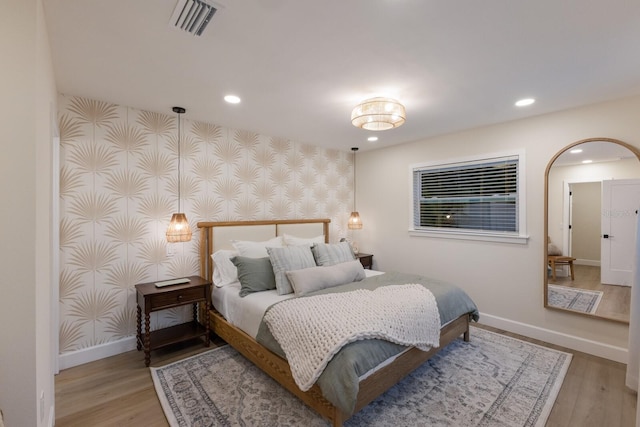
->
[135, 275, 211, 367]
[356, 253, 373, 269]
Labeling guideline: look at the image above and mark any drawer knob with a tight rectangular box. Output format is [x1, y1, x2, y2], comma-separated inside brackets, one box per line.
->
[177, 295, 183, 301]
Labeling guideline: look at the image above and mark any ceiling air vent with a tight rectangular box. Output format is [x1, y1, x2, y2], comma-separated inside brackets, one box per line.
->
[170, 0, 218, 36]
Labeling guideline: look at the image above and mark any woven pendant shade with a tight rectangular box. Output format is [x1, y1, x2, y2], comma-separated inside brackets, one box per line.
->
[348, 211, 363, 229]
[166, 213, 192, 242]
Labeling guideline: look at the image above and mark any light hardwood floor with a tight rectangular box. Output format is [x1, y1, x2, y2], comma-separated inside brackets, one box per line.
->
[551, 264, 631, 322]
[55, 327, 636, 426]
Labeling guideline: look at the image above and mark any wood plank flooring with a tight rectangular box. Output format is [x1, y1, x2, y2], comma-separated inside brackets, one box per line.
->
[55, 326, 636, 426]
[551, 264, 631, 322]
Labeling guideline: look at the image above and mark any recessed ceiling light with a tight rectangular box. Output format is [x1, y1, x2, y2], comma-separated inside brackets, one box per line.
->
[367, 136, 378, 142]
[570, 149, 583, 154]
[515, 98, 535, 107]
[582, 160, 593, 164]
[224, 95, 241, 104]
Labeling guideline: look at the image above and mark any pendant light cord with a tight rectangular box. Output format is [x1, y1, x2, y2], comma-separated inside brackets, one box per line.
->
[177, 111, 181, 212]
[352, 147, 358, 212]
[173, 106, 186, 213]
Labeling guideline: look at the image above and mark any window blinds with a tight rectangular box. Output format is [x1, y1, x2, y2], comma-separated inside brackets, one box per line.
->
[413, 156, 519, 233]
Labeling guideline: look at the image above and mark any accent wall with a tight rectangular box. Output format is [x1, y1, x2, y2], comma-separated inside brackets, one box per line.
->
[58, 94, 354, 362]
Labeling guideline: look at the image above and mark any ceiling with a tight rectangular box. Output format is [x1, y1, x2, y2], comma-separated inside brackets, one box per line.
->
[553, 140, 639, 167]
[44, 0, 640, 152]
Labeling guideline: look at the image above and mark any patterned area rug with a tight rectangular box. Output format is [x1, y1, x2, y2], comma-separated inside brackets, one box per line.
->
[548, 284, 603, 314]
[151, 326, 571, 427]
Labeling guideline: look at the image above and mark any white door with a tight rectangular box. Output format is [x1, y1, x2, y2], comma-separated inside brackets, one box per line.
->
[601, 179, 640, 286]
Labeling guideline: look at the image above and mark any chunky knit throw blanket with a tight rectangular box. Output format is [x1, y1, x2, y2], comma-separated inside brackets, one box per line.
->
[263, 284, 441, 391]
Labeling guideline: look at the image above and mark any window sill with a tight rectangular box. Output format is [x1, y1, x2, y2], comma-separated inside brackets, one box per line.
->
[408, 228, 529, 245]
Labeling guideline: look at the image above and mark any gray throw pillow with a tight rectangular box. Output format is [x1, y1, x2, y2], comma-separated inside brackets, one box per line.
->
[267, 245, 316, 295]
[286, 260, 366, 296]
[231, 256, 276, 297]
[311, 241, 356, 266]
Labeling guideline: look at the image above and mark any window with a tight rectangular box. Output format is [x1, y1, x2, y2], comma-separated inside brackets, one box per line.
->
[411, 152, 527, 244]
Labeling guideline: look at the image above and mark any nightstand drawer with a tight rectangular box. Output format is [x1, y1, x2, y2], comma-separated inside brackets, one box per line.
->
[150, 287, 205, 310]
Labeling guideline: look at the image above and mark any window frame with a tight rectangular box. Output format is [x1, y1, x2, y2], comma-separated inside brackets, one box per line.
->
[409, 150, 528, 244]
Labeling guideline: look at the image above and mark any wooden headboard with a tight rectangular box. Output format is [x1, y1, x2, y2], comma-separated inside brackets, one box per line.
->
[197, 219, 331, 283]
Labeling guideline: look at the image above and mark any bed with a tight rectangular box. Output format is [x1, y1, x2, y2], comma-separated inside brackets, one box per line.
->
[197, 218, 478, 426]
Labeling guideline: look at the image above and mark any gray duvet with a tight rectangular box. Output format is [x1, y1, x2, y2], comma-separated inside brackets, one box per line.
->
[255, 271, 479, 415]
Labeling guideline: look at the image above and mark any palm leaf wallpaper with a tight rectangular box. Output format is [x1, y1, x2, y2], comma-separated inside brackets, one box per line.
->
[58, 94, 354, 354]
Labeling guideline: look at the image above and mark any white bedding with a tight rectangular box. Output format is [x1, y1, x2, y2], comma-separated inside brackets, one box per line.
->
[212, 283, 294, 338]
[212, 269, 384, 339]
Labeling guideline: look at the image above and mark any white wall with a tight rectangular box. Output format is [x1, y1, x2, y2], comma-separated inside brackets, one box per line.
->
[356, 95, 640, 361]
[570, 182, 602, 263]
[0, 0, 56, 425]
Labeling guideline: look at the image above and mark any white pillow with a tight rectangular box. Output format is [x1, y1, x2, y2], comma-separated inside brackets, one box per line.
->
[231, 236, 284, 258]
[286, 260, 366, 296]
[282, 233, 325, 247]
[211, 250, 239, 287]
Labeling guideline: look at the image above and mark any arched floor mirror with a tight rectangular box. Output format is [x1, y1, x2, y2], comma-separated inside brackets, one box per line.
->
[544, 138, 640, 323]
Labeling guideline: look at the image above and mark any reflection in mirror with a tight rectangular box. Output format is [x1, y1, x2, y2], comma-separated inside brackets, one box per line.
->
[545, 138, 640, 324]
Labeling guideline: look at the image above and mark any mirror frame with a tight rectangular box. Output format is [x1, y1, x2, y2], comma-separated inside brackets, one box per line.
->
[544, 137, 640, 323]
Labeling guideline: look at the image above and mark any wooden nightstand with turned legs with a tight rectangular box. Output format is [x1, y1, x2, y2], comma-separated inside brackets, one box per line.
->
[135, 276, 211, 367]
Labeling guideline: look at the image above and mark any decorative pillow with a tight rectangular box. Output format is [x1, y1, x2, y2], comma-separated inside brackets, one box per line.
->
[231, 236, 284, 258]
[231, 256, 277, 297]
[311, 241, 356, 266]
[267, 245, 316, 295]
[282, 233, 325, 247]
[211, 250, 239, 287]
[548, 243, 562, 256]
[286, 260, 366, 296]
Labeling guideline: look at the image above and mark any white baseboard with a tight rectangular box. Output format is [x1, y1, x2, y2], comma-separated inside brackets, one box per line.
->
[58, 336, 136, 370]
[478, 313, 628, 364]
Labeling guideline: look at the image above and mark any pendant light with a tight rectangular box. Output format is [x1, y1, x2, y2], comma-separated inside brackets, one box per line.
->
[348, 147, 363, 229]
[166, 106, 193, 242]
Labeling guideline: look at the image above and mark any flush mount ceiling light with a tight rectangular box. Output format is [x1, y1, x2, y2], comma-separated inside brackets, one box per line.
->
[166, 106, 193, 243]
[351, 97, 406, 131]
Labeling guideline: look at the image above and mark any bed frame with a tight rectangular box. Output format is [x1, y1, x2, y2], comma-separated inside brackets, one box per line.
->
[197, 219, 471, 427]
